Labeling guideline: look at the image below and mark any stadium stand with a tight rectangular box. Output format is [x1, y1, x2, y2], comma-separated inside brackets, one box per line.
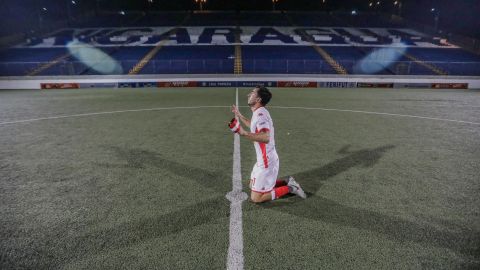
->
[242, 45, 334, 74]
[0, 11, 479, 76]
[138, 46, 234, 74]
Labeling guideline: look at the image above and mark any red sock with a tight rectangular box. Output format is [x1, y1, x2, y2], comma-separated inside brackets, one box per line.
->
[275, 179, 287, 187]
[271, 186, 289, 200]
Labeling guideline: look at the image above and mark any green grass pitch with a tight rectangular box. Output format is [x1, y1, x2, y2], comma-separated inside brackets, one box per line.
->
[0, 87, 479, 269]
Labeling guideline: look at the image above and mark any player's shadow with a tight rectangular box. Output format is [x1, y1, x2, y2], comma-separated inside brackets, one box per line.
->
[62, 196, 230, 263]
[34, 147, 234, 267]
[26, 194, 231, 269]
[98, 146, 230, 194]
[265, 195, 477, 257]
[298, 144, 395, 194]
[257, 144, 478, 257]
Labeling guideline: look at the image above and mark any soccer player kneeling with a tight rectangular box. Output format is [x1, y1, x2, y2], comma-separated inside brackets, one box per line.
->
[230, 86, 306, 203]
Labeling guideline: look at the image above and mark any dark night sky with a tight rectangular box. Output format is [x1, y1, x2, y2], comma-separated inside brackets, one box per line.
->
[0, 0, 478, 37]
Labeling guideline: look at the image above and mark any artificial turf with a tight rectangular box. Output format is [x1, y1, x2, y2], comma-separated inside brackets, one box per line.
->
[1, 87, 479, 269]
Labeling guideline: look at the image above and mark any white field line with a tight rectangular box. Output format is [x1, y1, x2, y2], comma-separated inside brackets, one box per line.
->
[2, 105, 477, 127]
[226, 88, 248, 270]
[269, 106, 480, 126]
[0, 106, 229, 126]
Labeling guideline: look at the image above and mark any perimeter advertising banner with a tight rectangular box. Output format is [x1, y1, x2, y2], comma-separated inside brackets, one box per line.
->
[277, 81, 317, 87]
[199, 81, 236, 87]
[197, 81, 276, 87]
[431, 83, 468, 89]
[118, 82, 138, 88]
[157, 81, 198, 87]
[318, 82, 357, 88]
[237, 81, 276, 87]
[79, 83, 117, 88]
[38, 80, 472, 90]
[138, 82, 158, 88]
[41, 83, 79, 89]
[357, 82, 394, 88]
[394, 83, 431, 89]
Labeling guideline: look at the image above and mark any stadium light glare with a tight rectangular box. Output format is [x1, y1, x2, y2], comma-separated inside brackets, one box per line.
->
[119, 10, 126, 15]
[431, 8, 435, 12]
[67, 40, 123, 75]
[71, 0, 76, 4]
[394, 1, 398, 5]
[351, 10, 357, 15]
[369, 2, 373, 7]
[195, 0, 207, 11]
[376, 1, 380, 5]
[272, 0, 279, 10]
[353, 43, 407, 74]
[42, 7, 48, 11]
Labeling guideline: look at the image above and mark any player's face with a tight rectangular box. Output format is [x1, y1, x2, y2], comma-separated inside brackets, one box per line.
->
[247, 88, 260, 106]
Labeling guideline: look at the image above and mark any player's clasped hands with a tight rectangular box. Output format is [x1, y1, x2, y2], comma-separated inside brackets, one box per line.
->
[229, 105, 245, 135]
[231, 105, 241, 118]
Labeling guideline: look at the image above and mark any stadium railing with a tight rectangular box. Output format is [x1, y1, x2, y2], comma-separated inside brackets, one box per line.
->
[1, 60, 479, 76]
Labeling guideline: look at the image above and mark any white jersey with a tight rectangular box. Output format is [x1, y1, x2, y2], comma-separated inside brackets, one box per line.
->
[250, 106, 278, 168]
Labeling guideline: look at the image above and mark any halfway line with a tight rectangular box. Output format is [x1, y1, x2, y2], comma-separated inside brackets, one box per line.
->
[226, 88, 248, 270]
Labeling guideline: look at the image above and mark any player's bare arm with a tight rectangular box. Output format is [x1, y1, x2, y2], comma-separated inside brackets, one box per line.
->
[239, 129, 270, 144]
[231, 105, 251, 126]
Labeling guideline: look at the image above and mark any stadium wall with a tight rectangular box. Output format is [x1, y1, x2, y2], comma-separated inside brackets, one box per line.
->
[0, 75, 479, 90]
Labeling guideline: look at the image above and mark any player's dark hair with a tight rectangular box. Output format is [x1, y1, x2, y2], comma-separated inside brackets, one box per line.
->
[256, 86, 272, 106]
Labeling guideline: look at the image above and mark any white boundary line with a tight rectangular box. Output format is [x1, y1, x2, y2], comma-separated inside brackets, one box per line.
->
[1, 104, 478, 127]
[226, 88, 248, 270]
[269, 106, 480, 126]
[0, 106, 229, 126]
